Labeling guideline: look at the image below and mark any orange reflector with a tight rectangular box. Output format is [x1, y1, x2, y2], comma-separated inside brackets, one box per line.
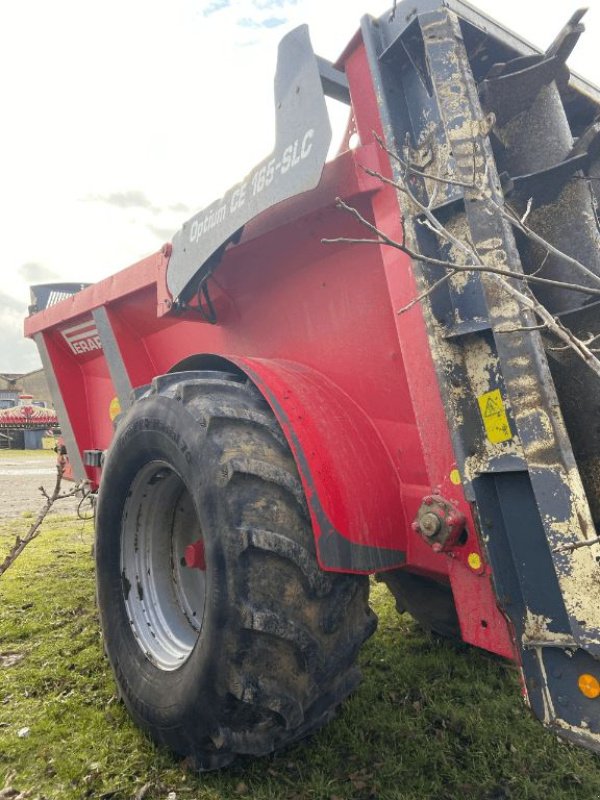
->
[578, 673, 600, 699]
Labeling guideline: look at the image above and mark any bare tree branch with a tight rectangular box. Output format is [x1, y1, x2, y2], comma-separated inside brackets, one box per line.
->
[497, 324, 548, 334]
[397, 270, 457, 315]
[530, 250, 551, 277]
[372, 131, 477, 190]
[325, 131, 600, 379]
[372, 130, 600, 293]
[554, 535, 600, 554]
[323, 197, 600, 299]
[0, 465, 88, 579]
[501, 202, 600, 289]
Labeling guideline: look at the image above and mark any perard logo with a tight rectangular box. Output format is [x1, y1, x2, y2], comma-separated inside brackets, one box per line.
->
[61, 319, 103, 355]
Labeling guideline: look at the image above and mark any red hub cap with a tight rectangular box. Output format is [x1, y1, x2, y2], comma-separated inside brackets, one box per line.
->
[184, 539, 206, 570]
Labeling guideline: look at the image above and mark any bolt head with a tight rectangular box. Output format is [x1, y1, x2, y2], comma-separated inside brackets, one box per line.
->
[420, 511, 442, 537]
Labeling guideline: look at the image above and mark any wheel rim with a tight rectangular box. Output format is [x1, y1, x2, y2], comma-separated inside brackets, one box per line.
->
[120, 461, 206, 671]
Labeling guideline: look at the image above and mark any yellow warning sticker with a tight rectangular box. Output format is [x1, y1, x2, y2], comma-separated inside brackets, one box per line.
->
[477, 389, 513, 444]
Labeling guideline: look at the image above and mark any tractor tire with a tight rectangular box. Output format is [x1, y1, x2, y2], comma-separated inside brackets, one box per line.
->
[377, 570, 461, 640]
[95, 370, 376, 770]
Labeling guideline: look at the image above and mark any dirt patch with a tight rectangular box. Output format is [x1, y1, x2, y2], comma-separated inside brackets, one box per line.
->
[0, 452, 81, 519]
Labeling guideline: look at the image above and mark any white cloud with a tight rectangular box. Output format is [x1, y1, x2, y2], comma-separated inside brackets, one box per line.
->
[0, 292, 41, 373]
[18, 263, 59, 283]
[202, 0, 232, 16]
[85, 190, 157, 212]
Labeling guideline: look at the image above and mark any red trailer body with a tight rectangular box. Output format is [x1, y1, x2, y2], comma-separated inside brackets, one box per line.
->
[24, 81, 512, 656]
[24, 0, 600, 768]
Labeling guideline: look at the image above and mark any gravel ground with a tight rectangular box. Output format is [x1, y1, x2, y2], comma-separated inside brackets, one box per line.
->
[0, 451, 83, 519]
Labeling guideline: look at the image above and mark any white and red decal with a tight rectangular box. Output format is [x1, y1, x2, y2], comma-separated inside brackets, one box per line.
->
[61, 319, 103, 355]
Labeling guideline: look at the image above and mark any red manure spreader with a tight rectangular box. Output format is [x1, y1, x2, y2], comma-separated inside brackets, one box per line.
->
[24, 0, 600, 769]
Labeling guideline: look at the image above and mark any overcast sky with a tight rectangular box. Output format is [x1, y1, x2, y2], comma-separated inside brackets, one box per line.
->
[2, 0, 599, 373]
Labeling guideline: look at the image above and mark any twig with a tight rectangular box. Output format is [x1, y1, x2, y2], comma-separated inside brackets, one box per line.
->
[329, 131, 600, 380]
[376, 134, 600, 376]
[397, 270, 457, 314]
[554, 535, 600, 554]
[330, 206, 600, 378]
[361, 162, 600, 302]
[373, 132, 477, 190]
[548, 332, 600, 352]
[497, 324, 548, 334]
[497, 281, 600, 377]
[374, 130, 600, 293]
[0, 465, 88, 579]
[324, 198, 600, 299]
[134, 783, 153, 800]
[502, 202, 600, 289]
[521, 197, 533, 225]
[530, 250, 550, 277]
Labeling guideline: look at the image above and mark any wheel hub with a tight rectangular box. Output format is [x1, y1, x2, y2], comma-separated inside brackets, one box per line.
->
[120, 461, 206, 671]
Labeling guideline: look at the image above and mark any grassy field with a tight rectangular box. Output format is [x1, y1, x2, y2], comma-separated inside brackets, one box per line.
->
[2, 513, 600, 799]
[0, 449, 55, 459]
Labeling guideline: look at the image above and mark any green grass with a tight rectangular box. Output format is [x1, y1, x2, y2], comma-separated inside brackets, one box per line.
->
[0, 448, 55, 458]
[2, 516, 600, 800]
